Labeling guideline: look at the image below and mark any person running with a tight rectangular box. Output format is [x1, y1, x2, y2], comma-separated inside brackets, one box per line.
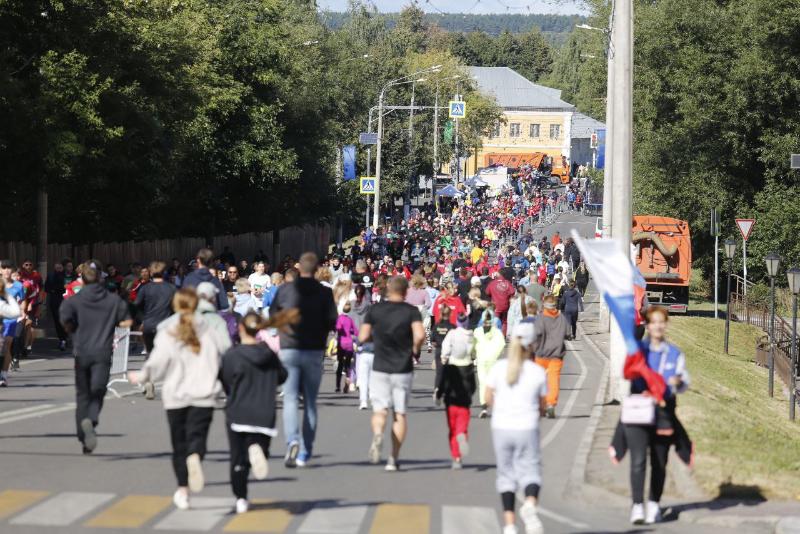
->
[270, 252, 338, 468]
[574, 262, 590, 296]
[533, 295, 570, 419]
[135, 261, 177, 399]
[0, 261, 25, 386]
[559, 280, 584, 340]
[621, 307, 691, 525]
[431, 305, 454, 397]
[130, 289, 231, 510]
[486, 322, 547, 534]
[432, 282, 466, 327]
[45, 261, 68, 351]
[437, 313, 476, 469]
[359, 276, 425, 471]
[473, 309, 507, 419]
[59, 263, 132, 453]
[247, 261, 271, 311]
[219, 310, 296, 514]
[184, 248, 229, 310]
[335, 302, 358, 393]
[486, 272, 515, 335]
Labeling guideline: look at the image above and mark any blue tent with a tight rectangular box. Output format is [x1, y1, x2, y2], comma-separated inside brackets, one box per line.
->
[436, 184, 463, 197]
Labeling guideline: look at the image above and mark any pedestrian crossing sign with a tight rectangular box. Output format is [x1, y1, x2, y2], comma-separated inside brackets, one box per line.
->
[449, 101, 466, 119]
[360, 176, 376, 194]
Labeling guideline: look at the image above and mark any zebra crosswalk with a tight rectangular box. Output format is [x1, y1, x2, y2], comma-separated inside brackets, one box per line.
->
[0, 489, 502, 533]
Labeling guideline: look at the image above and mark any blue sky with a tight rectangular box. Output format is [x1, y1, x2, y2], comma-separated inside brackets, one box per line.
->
[316, 0, 589, 16]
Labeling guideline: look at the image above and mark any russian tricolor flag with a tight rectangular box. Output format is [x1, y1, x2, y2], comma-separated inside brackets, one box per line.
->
[572, 231, 666, 401]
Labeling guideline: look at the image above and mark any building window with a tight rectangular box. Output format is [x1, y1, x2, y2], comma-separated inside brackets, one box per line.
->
[490, 122, 501, 138]
[529, 123, 540, 138]
[509, 123, 521, 138]
[550, 124, 561, 139]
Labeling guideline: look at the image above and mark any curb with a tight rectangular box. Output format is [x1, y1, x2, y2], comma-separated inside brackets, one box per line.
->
[565, 320, 629, 507]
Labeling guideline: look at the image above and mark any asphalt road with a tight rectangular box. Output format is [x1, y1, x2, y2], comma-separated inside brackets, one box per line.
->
[0, 210, 732, 533]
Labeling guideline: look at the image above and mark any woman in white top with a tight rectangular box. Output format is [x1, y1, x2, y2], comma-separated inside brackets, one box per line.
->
[131, 288, 231, 511]
[485, 322, 547, 534]
[247, 261, 271, 309]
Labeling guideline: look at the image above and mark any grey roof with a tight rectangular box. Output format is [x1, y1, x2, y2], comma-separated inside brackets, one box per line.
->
[468, 66, 575, 111]
[571, 112, 606, 139]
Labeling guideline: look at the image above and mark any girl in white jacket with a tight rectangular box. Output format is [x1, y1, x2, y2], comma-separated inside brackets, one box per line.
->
[131, 288, 231, 511]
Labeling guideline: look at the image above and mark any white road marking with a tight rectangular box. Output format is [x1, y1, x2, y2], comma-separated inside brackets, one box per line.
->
[10, 491, 115, 526]
[297, 504, 369, 533]
[0, 403, 75, 425]
[0, 403, 55, 417]
[442, 505, 500, 534]
[19, 358, 46, 366]
[154, 497, 231, 531]
[541, 341, 588, 448]
[538, 506, 590, 530]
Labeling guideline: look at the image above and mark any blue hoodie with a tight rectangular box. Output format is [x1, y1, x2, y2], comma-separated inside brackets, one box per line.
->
[183, 268, 229, 310]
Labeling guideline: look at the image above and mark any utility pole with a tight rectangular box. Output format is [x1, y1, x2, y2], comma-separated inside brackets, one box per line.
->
[599, 9, 616, 339]
[373, 89, 385, 230]
[366, 108, 373, 229]
[405, 82, 416, 220]
[37, 186, 48, 276]
[454, 92, 461, 183]
[433, 85, 439, 201]
[608, 0, 634, 403]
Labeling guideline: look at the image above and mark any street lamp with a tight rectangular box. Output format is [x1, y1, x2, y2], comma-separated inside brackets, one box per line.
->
[576, 23, 608, 33]
[724, 239, 736, 354]
[373, 65, 442, 229]
[766, 252, 781, 397]
[788, 267, 800, 420]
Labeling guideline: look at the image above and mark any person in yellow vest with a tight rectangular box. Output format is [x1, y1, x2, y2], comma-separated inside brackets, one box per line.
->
[470, 243, 485, 266]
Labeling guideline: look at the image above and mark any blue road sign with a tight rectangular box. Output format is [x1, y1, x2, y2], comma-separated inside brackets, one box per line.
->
[448, 101, 466, 119]
[360, 176, 376, 194]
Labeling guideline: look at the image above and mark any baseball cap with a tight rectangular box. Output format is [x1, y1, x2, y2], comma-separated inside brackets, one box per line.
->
[196, 282, 219, 300]
[470, 276, 481, 286]
[512, 322, 536, 348]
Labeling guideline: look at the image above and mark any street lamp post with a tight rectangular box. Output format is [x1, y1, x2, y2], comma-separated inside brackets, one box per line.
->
[724, 239, 737, 354]
[765, 252, 781, 397]
[788, 267, 800, 420]
[373, 66, 441, 229]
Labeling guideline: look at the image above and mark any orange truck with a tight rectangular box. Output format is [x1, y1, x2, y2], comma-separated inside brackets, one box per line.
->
[632, 216, 692, 313]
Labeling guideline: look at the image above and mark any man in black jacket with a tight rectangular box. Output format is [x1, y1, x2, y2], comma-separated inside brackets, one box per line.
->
[183, 248, 229, 311]
[270, 252, 337, 468]
[60, 264, 131, 453]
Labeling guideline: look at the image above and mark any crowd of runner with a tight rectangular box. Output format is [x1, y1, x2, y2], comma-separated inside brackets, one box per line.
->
[0, 176, 689, 533]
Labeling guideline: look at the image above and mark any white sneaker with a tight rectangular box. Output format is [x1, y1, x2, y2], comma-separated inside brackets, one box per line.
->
[502, 525, 518, 534]
[645, 500, 662, 524]
[520, 501, 544, 534]
[630, 503, 645, 524]
[248, 444, 269, 480]
[173, 489, 189, 510]
[456, 433, 470, 458]
[384, 456, 398, 472]
[235, 498, 249, 514]
[186, 453, 204, 493]
[368, 434, 383, 464]
[359, 402, 368, 410]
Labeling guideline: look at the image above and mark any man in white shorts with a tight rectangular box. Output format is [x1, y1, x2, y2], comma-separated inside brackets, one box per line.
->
[359, 276, 424, 471]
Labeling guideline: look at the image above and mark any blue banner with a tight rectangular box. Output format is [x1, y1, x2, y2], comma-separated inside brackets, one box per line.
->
[595, 129, 606, 169]
[343, 145, 356, 181]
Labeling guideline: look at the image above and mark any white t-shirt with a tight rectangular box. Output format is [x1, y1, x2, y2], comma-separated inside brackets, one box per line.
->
[248, 273, 271, 307]
[487, 359, 547, 431]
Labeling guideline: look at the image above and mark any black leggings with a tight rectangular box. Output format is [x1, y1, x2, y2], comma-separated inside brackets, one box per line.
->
[624, 424, 670, 504]
[564, 311, 578, 338]
[335, 351, 353, 390]
[227, 429, 271, 499]
[500, 484, 540, 512]
[166, 407, 214, 487]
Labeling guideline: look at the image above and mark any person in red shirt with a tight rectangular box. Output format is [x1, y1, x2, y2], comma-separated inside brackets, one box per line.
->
[486, 273, 515, 334]
[18, 259, 44, 353]
[551, 231, 561, 248]
[432, 282, 466, 327]
[64, 264, 85, 299]
[128, 266, 151, 303]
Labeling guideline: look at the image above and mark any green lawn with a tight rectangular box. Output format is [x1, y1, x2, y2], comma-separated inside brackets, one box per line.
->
[670, 316, 800, 500]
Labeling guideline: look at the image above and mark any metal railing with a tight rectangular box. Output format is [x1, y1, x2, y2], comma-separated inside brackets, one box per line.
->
[730, 274, 797, 396]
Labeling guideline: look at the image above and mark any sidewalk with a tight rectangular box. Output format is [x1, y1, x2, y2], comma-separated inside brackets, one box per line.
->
[574, 299, 800, 533]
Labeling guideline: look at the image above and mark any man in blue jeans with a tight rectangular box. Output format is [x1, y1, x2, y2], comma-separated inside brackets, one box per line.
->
[271, 252, 338, 467]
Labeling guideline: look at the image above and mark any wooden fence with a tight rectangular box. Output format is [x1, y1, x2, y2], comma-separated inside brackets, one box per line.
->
[0, 223, 331, 269]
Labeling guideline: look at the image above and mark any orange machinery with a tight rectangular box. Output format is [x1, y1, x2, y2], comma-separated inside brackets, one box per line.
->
[632, 216, 692, 313]
[483, 152, 547, 169]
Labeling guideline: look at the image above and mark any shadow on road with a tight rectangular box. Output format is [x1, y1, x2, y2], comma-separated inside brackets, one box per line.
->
[661, 482, 766, 522]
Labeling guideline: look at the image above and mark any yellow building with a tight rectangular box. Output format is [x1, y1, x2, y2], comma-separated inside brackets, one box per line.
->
[465, 67, 603, 174]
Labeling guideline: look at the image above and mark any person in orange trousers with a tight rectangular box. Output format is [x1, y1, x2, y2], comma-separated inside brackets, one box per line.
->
[532, 295, 570, 419]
